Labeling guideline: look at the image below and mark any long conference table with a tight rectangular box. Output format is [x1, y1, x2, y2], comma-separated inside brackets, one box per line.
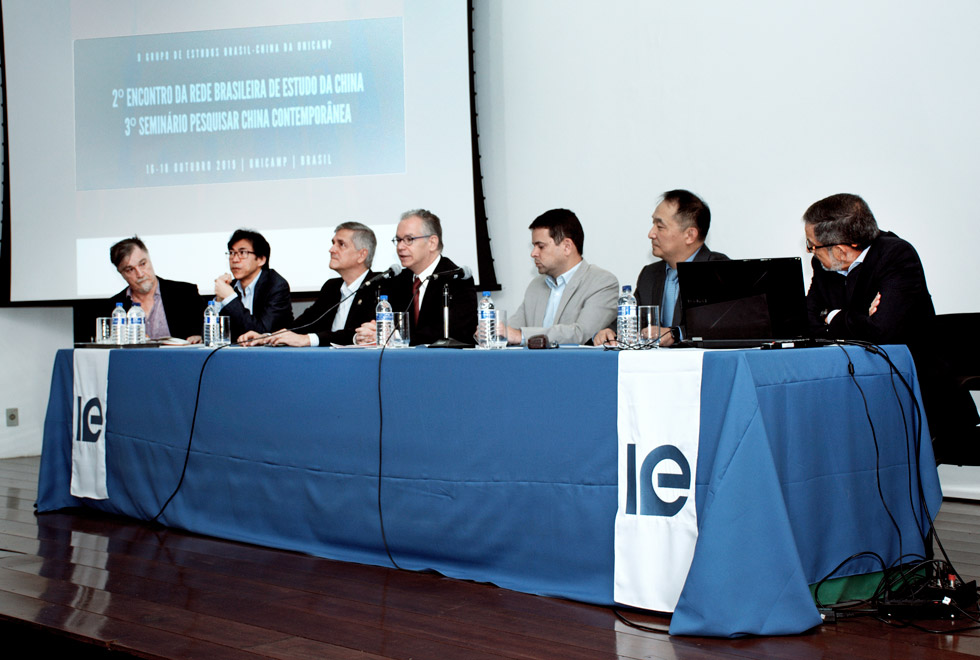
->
[38, 344, 942, 637]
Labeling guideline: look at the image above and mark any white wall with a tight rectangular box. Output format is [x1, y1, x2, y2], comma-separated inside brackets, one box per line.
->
[0, 308, 73, 458]
[0, 44, 77, 458]
[473, 1, 980, 315]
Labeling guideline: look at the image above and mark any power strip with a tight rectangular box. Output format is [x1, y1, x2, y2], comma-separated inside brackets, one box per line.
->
[878, 580, 978, 620]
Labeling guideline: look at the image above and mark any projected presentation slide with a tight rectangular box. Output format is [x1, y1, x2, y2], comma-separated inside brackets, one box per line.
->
[74, 19, 405, 190]
[3, 0, 478, 302]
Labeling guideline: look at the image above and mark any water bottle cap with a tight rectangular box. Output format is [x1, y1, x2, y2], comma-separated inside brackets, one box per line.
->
[133, 302, 141, 307]
[115, 302, 123, 307]
[482, 291, 490, 296]
[623, 285, 632, 292]
[208, 300, 216, 307]
[380, 295, 388, 301]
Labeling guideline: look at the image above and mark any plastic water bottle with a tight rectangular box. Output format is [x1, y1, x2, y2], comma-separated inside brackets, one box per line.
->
[376, 295, 394, 347]
[110, 302, 127, 344]
[127, 302, 146, 344]
[617, 285, 638, 346]
[477, 291, 497, 349]
[203, 301, 219, 347]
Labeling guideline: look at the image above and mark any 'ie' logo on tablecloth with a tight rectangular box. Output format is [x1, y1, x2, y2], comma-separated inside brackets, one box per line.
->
[625, 444, 691, 517]
[75, 396, 104, 443]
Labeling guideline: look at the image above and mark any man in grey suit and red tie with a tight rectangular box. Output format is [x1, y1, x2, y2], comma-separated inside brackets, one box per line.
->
[594, 189, 728, 347]
[500, 208, 619, 345]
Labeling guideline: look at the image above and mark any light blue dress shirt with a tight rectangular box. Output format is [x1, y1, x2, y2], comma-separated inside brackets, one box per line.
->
[542, 261, 583, 328]
[217, 270, 262, 313]
[661, 247, 702, 327]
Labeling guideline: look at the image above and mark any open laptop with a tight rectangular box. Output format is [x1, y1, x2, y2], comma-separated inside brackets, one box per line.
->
[674, 257, 818, 349]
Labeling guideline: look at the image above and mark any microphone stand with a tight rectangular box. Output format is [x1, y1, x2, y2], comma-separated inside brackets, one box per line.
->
[428, 282, 472, 349]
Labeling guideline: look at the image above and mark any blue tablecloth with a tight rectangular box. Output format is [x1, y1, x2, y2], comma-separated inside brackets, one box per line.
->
[38, 345, 941, 637]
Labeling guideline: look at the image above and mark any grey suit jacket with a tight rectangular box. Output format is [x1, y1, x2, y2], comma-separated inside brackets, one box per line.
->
[510, 260, 619, 345]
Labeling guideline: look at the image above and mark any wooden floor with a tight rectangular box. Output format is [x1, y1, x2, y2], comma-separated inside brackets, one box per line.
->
[2, 456, 980, 659]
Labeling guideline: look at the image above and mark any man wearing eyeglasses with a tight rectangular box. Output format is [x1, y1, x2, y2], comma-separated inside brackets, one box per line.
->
[214, 228, 293, 341]
[108, 236, 206, 342]
[354, 209, 476, 345]
[803, 193, 978, 462]
[803, 193, 932, 342]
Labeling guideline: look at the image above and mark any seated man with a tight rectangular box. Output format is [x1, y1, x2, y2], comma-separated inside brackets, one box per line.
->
[241, 222, 378, 346]
[354, 209, 476, 345]
[214, 229, 293, 341]
[802, 192, 978, 461]
[500, 209, 618, 345]
[804, 193, 932, 342]
[108, 237, 205, 342]
[594, 189, 728, 347]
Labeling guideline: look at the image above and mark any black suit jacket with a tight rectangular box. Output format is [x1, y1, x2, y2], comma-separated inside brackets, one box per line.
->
[291, 271, 378, 346]
[806, 231, 977, 444]
[381, 256, 477, 345]
[109, 276, 206, 340]
[633, 244, 729, 334]
[222, 267, 293, 339]
[805, 232, 933, 345]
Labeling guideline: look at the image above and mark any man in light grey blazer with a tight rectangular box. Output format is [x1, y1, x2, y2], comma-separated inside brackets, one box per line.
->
[502, 209, 618, 345]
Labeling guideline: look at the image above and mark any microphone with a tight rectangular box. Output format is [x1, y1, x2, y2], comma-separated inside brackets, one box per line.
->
[286, 264, 402, 336]
[425, 264, 476, 349]
[363, 263, 404, 287]
[429, 265, 472, 282]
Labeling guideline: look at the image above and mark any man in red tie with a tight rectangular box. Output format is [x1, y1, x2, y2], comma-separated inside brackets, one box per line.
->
[355, 209, 476, 345]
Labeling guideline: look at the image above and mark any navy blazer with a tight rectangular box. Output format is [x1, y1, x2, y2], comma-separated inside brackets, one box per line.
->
[222, 267, 293, 339]
[291, 271, 378, 346]
[380, 256, 477, 345]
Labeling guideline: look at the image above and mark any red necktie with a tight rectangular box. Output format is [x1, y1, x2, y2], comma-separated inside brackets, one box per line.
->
[412, 276, 422, 323]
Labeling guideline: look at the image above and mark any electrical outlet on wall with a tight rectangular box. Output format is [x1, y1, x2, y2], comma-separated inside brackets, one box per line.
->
[6, 408, 18, 427]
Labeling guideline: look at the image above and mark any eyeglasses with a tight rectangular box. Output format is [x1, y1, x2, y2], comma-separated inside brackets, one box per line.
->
[391, 234, 433, 246]
[805, 240, 853, 254]
[226, 249, 256, 260]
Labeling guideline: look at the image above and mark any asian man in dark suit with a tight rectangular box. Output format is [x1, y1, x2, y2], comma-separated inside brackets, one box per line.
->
[355, 209, 476, 346]
[240, 222, 378, 347]
[594, 189, 728, 347]
[214, 229, 293, 342]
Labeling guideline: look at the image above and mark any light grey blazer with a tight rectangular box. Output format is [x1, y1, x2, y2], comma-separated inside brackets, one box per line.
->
[510, 260, 619, 345]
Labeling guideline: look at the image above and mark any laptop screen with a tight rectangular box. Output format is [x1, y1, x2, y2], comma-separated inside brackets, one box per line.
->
[677, 257, 809, 340]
